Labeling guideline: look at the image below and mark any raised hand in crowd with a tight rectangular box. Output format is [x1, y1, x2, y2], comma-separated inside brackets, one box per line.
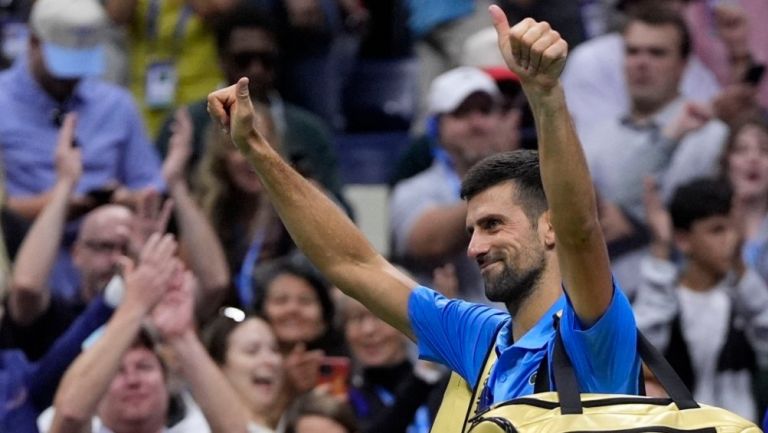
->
[643, 177, 673, 261]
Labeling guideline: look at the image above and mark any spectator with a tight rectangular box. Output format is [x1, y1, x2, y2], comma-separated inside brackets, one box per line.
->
[722, 116, 768, 282]
[253, 258, 347, 405]
[203, 310, 286, 431]
[580, 5, 728, 294]
[0, 289, 114, 433]
[156, 6, 347, 211]
[284, 392, 359, 433]
[562, 0, 721, 136]
[193, 104, 293, 308]
[104, 0, 237, 137]
[344, 296, 441, 433]
[1, 0, 164, 222]
[47, 257, 257, 433]
[406, 0, 494, 133]
[389, 66, 512, 302]
[634, 178, 768, 421]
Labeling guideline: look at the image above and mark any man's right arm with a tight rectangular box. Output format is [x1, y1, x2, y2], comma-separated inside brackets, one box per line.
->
[9, 114, 81, 324]
[208, 80, 418, 337]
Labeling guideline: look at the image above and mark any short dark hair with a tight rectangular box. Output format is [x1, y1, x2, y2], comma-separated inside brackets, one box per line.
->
[669, 178, 732, 231]
[622, 3, 692, 59]
[460, 150, 548, 222]
[212, 6, 278, 56]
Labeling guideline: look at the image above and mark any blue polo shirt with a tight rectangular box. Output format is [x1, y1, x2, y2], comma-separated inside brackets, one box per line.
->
[408, 283, 639, 404]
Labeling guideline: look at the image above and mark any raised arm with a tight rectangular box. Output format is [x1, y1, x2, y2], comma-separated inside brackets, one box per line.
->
[152, 271, 251, 433]
[49, 234, 178, 433]
[207, 80, 417, 337]
[491, 6, 612, 324]
[163, 108, 230, 319]
[9, 114, 80, 324]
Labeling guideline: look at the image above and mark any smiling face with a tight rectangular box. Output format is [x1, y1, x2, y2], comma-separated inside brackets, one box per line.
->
[98, 347, 168, 432]
[221, 318, 283, 414]
[344, 298, 407, 367]
[727, 124, 768, 201]
[263, 273, 327, 346]
[465, 181, 549, 309]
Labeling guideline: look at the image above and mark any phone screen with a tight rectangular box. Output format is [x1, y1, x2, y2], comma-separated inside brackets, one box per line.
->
[316, 356, 350, 398]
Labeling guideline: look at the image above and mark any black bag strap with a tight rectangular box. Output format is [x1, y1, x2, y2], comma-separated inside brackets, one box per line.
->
[550, 318, 699, 414]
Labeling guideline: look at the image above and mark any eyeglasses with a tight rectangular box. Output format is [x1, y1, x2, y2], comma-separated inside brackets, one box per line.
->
[230, 51, 278, 71]
[81, 239, 128, 254]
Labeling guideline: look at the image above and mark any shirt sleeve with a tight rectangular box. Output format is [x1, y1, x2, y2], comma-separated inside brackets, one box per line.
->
[26, 297, 114, 411]
[559, 280, 640, 394]
[408, 286, 507, 386]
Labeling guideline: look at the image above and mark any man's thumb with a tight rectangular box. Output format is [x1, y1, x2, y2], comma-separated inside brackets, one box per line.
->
[236, 77, 250, 101]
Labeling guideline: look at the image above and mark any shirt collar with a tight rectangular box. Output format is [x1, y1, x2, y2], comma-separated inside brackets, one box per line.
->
[620, 96, 685, 130]
[497, 295, 566, 351]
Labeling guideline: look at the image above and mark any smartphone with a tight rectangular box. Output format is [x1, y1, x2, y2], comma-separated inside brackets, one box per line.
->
[316, 356, 350, 398]
[743, 63, 765, 86]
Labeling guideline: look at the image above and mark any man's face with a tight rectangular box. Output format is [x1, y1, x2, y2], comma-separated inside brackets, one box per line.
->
[27, 36, 79, 100]
[465, 181, 548, 308]
[72, 206, 133, 300]
[676, 215, 738, 278]
[439, 92, 506, 171]
[98, 347, 168, 431]
[624, 21, 686, 113]
[221, 27, 279, 101]
[344, 298, 407, 367]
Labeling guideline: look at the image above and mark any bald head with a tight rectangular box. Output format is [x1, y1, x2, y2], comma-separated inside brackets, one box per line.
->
[73, 205, 134, 301]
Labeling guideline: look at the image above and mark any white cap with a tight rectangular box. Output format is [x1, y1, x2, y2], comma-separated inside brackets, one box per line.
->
[462, 27, 519, 82]
[30, 0, 108, 78]
[427, 66, 501, 114]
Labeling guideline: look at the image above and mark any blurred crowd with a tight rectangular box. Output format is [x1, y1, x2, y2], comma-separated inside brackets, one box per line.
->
[0, 0, 767, 432]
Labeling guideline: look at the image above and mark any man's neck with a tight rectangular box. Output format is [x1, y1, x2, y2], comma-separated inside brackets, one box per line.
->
[629, 94, 677, 124]
[509, 265, 563, 341]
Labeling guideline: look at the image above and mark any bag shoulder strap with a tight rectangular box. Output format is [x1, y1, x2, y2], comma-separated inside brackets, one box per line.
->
[430, 327, 501, 433]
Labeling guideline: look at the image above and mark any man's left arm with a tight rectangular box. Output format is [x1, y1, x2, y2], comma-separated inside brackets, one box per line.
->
[491, 7, 612, 325]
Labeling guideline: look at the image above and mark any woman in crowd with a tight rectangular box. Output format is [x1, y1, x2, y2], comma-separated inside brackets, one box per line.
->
[721, 115, 768, 280]
[194, 105, 294, 308]
[202, 309, 286, 431]
[343, 296, 441, 433]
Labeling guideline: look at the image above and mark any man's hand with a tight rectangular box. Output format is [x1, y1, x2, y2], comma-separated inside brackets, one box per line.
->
[120, 232, 179, 312]
[490, 5, 567, 93]
[662, 102, 713, 142]
[151, 267, 196, 340]
[128, 189, 173, 256]
[643, 177, 673, 261]
[163, 107, 193, 188]
[55, 113, 82, 184]
[207, 77, 268, 156]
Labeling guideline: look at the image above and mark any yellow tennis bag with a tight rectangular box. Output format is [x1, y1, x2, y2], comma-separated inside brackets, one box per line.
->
[432, 326, 761, 433]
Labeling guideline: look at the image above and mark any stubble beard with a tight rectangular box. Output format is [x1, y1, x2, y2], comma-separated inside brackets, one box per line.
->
[483, 253, 546, 316]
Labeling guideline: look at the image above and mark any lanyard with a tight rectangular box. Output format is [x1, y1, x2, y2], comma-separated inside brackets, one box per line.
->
[374, 386, 431, 433]
[146, 0, 194, 53]
[432, 146, 461, 199]
[235, 228, 267, 309]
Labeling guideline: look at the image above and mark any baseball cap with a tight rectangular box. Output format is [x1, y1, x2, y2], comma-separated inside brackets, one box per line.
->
[29, 0, 108, 79]
[461, 27, 519, 82]
[427, 66, 502, 115]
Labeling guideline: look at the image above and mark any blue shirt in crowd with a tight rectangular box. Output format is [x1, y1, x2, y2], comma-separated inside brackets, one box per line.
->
[0, 54, 164, 199]
[408, 282, 639, 404]
[0, 297, 114, 433]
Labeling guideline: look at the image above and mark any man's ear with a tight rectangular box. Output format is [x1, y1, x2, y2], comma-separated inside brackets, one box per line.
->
[538, 211, 556, 249]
